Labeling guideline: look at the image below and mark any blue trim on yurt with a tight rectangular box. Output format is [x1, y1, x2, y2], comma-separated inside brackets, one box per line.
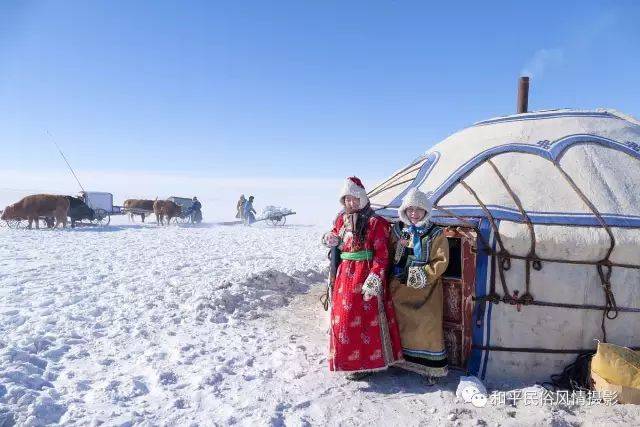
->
[378, 205, 640, 228]
[372, 207, 400, 218]
[473, 110, 619, 127]
[431, 134, 640, 205]
[468, 219, 492, 377]
[549, 134, 640, 161]
[374, 134, 640, 228]
[480, 227, 500, 380]
[430, 217, 481, 227]
[481, 223, 497, 380]
[388, 151, 440, 207]
[431, 206, 640, 228]
[374, 207, 483, 228]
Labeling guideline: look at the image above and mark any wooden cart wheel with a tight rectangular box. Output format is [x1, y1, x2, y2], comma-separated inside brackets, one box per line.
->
[176, 215, 191, 224]
[5, 219, 24, 229]
[267, 216, 286, 226]
[93, 209, 111, 226]
[42, 217, 55, 228]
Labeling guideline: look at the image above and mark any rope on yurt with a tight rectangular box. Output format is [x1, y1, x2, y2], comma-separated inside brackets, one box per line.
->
[473, 345, 640, 353]
[367, 159, 425, 197]
[431, 205, 492, 250]
[553, 160, 619, 342]
[552, 162, 616, 259]
[487, 159, 542, 304]
[380, 162, 423, 185]
[398, 156, 639, 323]
[459, 179, 516, 303]
[431, 199, 640, 270]
[430, 204, 502, 304]
[486, 159, 539, 262]
[458, 180, 507, 252]
[479, 252, 640, 270]
[472, 296, 640, 313]
[597, 264, 619, 343]
[368, 177, 418, 199]
[430, 204, 503, 304]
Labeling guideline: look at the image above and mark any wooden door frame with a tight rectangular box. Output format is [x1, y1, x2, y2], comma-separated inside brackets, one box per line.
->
[442, 227, 477, 370]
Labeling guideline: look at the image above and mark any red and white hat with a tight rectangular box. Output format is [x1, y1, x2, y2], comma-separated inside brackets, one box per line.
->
[340, 176, 369, 207]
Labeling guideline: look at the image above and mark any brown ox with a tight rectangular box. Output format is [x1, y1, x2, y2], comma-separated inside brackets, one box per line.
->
[1, 194, 69, 229]
[123, 199, 156, 222]
[153, 200, 181, 225]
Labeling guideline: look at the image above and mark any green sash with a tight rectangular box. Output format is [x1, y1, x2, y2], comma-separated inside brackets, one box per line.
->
[340, 250, 373, 261]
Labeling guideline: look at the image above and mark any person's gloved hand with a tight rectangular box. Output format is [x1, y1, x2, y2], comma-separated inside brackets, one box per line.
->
[323, 233, 340, 247]
[407, 266, 428, 289]
[361, 273, 382, 301]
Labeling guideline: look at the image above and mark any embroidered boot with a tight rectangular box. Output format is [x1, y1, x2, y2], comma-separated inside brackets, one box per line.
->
[423, 376, 436, 386]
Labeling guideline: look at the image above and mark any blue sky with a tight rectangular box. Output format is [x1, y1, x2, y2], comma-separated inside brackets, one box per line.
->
[0, 1, 639, 218]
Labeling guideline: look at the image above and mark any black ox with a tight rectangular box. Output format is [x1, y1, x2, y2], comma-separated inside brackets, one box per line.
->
[67, 196, 94, 227]
[44, 196, 95, 228]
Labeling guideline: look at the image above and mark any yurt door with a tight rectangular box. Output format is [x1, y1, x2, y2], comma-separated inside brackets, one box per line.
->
[442, 228, 476, 369]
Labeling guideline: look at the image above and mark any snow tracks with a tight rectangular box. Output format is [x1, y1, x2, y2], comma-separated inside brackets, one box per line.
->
[0, 223, 327, 425]
[194, 268, 325, 324]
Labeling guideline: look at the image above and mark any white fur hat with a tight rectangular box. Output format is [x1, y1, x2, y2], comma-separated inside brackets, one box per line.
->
[398, 188, 432, 226]
[340, 176, 369, 207]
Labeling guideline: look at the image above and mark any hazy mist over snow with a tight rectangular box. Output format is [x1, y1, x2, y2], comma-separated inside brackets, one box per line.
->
[0, 169, 387, 225]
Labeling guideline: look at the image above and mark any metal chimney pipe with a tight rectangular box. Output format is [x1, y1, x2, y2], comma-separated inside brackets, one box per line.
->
[517, 76, 530, 113]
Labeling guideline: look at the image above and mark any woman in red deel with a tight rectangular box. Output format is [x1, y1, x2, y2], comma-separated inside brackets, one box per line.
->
[322, 177, 403, 378]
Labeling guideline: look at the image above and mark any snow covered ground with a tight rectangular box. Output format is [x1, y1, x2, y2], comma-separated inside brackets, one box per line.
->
[1, 218, 639, 426]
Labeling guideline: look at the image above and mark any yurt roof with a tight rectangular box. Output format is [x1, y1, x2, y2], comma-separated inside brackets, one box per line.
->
[370, 109, 640, 229]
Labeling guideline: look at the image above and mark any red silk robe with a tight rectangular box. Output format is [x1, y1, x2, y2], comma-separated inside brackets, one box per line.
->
[326, 212, 403, 372]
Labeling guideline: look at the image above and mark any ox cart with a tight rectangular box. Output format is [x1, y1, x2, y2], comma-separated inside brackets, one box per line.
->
[125, 207, 154, 222]
[65, 195, 108, 227]
[167, 196, 202, 224]
[122, 199, 156, 222]
[66, 191, 125, 226]
[76, 191, 123, 226]
[1, 191, 122, 229]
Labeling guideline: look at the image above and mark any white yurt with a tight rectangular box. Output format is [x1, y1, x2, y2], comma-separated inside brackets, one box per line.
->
[369, 107, 640, 382]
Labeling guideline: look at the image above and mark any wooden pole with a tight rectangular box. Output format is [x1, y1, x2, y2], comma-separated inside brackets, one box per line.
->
[517, 76, 530, 113]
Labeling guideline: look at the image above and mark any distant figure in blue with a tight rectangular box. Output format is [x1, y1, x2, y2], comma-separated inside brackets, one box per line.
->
[191, 196, 202, 212]
[243, 195, 256, 226]
[190, 196, 203, 223]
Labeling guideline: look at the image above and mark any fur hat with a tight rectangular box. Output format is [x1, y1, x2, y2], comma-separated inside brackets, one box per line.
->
[398, 188, 432, 226]
[340, 176, 369, 207]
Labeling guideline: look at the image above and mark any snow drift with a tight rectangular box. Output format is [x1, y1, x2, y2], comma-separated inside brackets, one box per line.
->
[1, 219, 639, 425]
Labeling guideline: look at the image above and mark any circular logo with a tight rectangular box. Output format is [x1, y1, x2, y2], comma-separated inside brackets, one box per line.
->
[461, 386, 488, 408]
[461, 386, 477, 402]
[470, 393, 488, 408]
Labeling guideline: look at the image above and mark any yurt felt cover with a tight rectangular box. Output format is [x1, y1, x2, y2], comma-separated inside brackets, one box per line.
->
[370, 109, 640, 382]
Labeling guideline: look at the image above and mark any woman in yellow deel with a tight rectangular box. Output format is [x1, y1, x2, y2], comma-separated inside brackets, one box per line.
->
[389, 188, 450, 381]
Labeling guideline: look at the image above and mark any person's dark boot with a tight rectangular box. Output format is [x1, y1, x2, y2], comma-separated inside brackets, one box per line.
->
[346, 372, 372, 381]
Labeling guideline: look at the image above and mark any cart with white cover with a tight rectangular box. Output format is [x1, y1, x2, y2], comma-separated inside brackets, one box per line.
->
[79, 191, 124, 226]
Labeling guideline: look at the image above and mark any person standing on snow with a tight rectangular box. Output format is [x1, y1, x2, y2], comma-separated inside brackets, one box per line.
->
[190, 197, 203, 223]
[236, 195, 246, 220]
[322, 176, 403, 379]
[243, 196, 256, 225]
[389, 188, 449, 382]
